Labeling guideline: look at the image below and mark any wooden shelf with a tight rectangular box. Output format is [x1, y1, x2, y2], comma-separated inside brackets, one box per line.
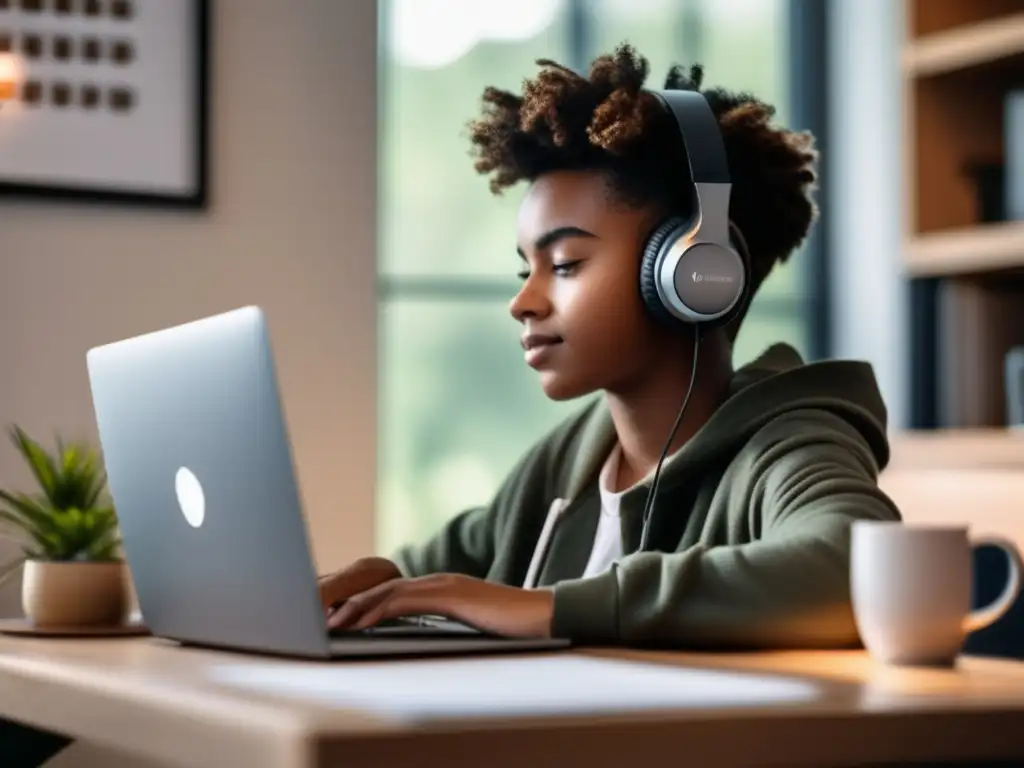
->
[883, 429, 1024, 544]
[904, 221, 1024, 276]
[888, 428, 1024, 470]
[903, 12, 1024, 76]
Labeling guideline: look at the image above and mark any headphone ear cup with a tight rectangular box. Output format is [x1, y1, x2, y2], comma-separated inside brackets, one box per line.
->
[639, 217, 688, 327]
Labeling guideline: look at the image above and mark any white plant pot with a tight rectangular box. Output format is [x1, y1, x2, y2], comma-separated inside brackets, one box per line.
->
[21, 559, 131, 627]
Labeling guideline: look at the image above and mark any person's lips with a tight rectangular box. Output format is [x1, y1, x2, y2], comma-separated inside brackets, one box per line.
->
[520, 333, 563, 368]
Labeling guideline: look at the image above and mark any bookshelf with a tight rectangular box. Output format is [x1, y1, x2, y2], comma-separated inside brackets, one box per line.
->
[896, 4, 1024, 660]
[902, 0, 1024, 431]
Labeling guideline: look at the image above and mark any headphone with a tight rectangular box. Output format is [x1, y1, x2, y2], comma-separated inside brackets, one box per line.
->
[638, 89, 751, 332]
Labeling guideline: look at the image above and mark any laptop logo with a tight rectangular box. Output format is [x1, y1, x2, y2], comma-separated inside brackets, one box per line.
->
[174, 467, 206, 528]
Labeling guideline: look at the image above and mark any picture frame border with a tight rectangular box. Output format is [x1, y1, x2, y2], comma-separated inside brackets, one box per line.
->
[0, 0, 211, 210]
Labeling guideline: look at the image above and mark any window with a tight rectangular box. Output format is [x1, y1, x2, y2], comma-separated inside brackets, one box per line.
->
[377, 0, 818, 555]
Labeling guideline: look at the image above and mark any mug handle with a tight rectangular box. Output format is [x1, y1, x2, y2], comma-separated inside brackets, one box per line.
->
[963, 535, 1024, 633]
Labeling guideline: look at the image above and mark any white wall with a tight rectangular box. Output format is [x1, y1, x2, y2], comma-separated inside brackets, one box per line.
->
[0, 0, 378, 604]
[828, 0, 908, 430]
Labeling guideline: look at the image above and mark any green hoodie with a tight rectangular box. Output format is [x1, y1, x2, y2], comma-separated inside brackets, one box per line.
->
[392, 344, 902, 649]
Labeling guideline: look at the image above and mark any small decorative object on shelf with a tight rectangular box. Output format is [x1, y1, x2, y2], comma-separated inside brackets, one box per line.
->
[1005, 346, 1024, 429]
[0, 425, 130, 628]
[1007, 90, 1024, 223]
[965, 160, 1006, 224]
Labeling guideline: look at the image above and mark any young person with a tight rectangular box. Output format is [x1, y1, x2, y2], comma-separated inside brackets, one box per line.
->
[320, 44, 902, 649]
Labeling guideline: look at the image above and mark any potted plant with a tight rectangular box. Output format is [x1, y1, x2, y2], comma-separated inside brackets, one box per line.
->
[0, 425, 130, 627]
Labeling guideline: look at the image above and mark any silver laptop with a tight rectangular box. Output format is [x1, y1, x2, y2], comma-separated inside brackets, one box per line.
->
[85, 306, 570, 659]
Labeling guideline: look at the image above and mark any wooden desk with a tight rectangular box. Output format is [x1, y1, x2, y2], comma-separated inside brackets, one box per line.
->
[1, 637, 1024, 767]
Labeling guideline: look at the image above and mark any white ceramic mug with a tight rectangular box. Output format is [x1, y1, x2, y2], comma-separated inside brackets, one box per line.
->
[850, 521, 1023, 666]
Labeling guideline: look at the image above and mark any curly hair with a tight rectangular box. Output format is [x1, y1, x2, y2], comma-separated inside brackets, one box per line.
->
[467, 43, 819, 338]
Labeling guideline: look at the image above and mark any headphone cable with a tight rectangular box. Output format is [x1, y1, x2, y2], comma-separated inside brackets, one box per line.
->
[637, 327, 702, 552]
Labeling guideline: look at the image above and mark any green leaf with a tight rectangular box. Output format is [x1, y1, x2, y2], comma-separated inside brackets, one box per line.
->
[9, 426, 58, 499]
[0, 509, 61, 559]
[85, 532, 122, 561]
[0, 506, 41, 536]
[82, 470, 108, 510]
[60, 442, 78, 474]
[0, 426, 122, 562]
[0, 490, 56, 534]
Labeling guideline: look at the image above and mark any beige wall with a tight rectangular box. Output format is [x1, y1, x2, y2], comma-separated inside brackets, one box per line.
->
[0, 0, 379, 625]
[4, 1, 377, 764]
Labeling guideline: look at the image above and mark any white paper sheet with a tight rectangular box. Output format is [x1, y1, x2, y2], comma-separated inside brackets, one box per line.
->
[208, 655, 819, 722]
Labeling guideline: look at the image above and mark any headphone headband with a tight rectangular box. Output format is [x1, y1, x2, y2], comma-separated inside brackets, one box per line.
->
[637, 87, 748, 329]
[647, 90, 730, 186]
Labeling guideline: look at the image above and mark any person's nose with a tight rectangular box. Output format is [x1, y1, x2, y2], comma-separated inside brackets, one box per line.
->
[509, 274, 552, 323]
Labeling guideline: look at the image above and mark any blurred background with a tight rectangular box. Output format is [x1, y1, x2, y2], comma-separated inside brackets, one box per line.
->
[376, 0, 811, 553]
[0, 6, 1022, 767]
[0, 0, 1022, 656]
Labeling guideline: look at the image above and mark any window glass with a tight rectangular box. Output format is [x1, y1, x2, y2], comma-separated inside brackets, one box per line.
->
[377, 0, 804, 553]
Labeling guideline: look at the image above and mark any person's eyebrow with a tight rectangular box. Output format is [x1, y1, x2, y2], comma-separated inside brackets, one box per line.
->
[516, 226, 598, 258]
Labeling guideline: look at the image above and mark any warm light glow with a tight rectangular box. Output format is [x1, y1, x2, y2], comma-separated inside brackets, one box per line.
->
[389, 0, 564, 69]
[600, 0, 776, 29]
[0, 53, 23, 102]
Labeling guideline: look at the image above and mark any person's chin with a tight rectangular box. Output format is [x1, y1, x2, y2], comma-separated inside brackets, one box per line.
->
[537, 370, 592, 401]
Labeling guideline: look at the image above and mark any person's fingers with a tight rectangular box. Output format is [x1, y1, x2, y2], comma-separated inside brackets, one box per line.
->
[328, 575, 451, 629]
[319, 559, 403, 610]
[349, 586, 429, 630]
[318, 580, 338, 601]
[327, 580, 394, 628]
[349, 598, 395, 630]
[318, 570, 368, 608]
[318, 580, 342, 609]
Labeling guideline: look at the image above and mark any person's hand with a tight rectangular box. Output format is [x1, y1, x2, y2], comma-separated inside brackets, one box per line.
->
[317, 556, 402, 614]
[326, 573, 555, 639]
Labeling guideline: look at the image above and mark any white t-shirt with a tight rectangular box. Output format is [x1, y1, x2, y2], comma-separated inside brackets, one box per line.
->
[580, 444, 626, 579]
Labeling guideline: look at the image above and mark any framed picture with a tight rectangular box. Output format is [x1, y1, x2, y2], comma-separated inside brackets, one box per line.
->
[0, 0, 209, 208]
